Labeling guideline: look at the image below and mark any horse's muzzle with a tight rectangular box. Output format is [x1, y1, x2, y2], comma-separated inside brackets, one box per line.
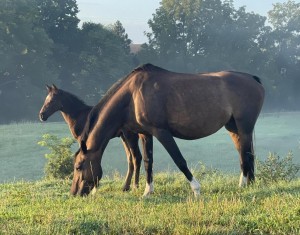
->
[39, 113, 48, 121]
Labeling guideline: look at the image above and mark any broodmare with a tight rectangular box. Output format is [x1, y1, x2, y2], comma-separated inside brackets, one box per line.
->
[39, 85, 154, 194]
[71, 64, 265, 196]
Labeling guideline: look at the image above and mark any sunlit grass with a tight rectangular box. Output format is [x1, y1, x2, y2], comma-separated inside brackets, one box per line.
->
[0, 172, 299, 234]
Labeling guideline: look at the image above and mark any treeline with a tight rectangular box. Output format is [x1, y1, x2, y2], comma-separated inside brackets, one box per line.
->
[0, 0, 299, 123]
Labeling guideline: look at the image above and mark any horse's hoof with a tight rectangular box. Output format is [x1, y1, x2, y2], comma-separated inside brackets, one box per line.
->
[91, 187, 97, 195]
[142, 191, 153, 198]
[122, 186, 131, 192]
[142, 182, 154, 197]
[193, 189, 200, 198]
[190, 177, 200, 197]
[239, 173, 247, 187]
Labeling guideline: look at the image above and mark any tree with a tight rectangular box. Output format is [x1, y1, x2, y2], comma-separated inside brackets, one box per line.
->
[37, 0, 80, 90]
[267, 0, 300, 109]
[0, 0, 54, 122]
[74, 22, 134, 103]
[110, 20, 132, 54]
[145, 0, 204, 71]
[140, 0, 269, 73]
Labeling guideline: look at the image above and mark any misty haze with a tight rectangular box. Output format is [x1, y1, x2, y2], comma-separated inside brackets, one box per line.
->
[0, 1, 299, 234]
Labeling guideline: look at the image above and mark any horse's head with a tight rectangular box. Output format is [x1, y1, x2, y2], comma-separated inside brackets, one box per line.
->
[39, 84, 63, 121]
[70, 141, 103, 196]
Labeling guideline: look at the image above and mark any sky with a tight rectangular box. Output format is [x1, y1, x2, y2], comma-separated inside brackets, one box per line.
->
[77, 0, 289, 44]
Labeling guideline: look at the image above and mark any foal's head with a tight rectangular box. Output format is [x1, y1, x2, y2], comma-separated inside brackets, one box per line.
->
[39, 85, 63, 121]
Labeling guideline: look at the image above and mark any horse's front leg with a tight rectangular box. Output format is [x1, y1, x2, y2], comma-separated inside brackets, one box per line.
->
[153, 129, 200, 197]
[139, 134, 154, 197]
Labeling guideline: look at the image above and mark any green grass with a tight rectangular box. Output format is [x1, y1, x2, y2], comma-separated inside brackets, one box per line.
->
[0, 112, 300, 182]
[1, 113, 299, 234]
[0, 172, 299, 234]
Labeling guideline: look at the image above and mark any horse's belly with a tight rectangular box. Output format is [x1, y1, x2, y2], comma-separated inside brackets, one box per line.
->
[167, 112, 230, 140]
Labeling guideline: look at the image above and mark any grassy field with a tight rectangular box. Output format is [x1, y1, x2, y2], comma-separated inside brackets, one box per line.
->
[0, 112, 299, 234]
[0, 112, 299, 182]
[0, 172, 299, 234]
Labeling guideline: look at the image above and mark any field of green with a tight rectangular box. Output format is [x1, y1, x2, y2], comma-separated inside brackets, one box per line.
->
[0, 112, 299, 234]
[0, 112, 299, 182]
[0, 173, 300, 234]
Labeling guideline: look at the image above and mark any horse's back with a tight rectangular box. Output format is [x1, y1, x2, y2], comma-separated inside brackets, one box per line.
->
[130, 69, 264, 139]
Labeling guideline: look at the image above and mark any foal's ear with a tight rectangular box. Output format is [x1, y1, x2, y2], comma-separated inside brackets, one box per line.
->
[80, 140, 87, 154]
[46, 84, 52, 92]
[52, 84, 58, 90]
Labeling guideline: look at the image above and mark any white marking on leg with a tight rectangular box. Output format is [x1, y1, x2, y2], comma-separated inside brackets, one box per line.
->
[91, 186, 97, 195]
[190, 177, 200, 197]
[143, 182, 154, 197]
[239, 172, 247, 187]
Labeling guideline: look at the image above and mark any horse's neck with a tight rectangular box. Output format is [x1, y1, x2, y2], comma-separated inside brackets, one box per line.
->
[87, 91, 130, 152]
[61, 103, 92, 140]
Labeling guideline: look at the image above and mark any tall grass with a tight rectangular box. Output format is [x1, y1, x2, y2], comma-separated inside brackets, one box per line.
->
[0, 172, 299, 234]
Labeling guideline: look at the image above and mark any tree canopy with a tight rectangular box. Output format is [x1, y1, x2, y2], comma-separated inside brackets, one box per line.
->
[137, 0, 300, 110]
[0, 0, 299, 122]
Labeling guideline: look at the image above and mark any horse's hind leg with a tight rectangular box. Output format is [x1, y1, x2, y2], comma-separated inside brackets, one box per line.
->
[225, 119, 255, 187]
[238, 133, 255, 186]
[153, 129, 200, 197]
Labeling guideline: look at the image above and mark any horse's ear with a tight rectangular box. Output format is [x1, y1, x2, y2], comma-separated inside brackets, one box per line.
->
[80, 140, 87, 154]
[52, 84, 58, 90]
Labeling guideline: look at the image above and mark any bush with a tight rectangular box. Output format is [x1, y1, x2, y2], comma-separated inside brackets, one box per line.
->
[256, 152, 300, 183]
[38, 134, 76, 179]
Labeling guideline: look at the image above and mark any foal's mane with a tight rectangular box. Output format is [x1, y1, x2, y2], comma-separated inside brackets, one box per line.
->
[81, 63, 162, 142]
[58, 89, 88, 108]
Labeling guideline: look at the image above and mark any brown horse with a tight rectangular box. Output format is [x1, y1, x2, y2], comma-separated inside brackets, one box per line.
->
[71, 64, 265, 196]
[39, 85, 154, 194]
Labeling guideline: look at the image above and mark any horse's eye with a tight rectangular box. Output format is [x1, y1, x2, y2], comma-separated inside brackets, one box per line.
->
[75, 161, 84, 171]
[76, 166, 81, 171]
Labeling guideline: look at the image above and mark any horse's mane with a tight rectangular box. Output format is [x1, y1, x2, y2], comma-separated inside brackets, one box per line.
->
[81, 63, 162, 142]
[134, 63, 168, 72]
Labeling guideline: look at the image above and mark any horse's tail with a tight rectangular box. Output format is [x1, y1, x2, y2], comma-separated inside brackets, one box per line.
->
[251, 129, 257, 179]
[252, 129, 256, 155]
[252, 75, 262, 85]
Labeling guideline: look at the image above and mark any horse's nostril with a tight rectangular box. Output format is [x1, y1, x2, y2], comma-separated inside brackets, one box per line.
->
[39, 113, 46, 121]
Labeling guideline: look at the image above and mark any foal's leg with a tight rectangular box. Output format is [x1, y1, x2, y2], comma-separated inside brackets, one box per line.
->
[153, 129, 200, 197]
[127, 132, 142, 189]
[121, 131, 142, 191]
[120, 134, 134, 191]
[139, 134, 154, 196]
